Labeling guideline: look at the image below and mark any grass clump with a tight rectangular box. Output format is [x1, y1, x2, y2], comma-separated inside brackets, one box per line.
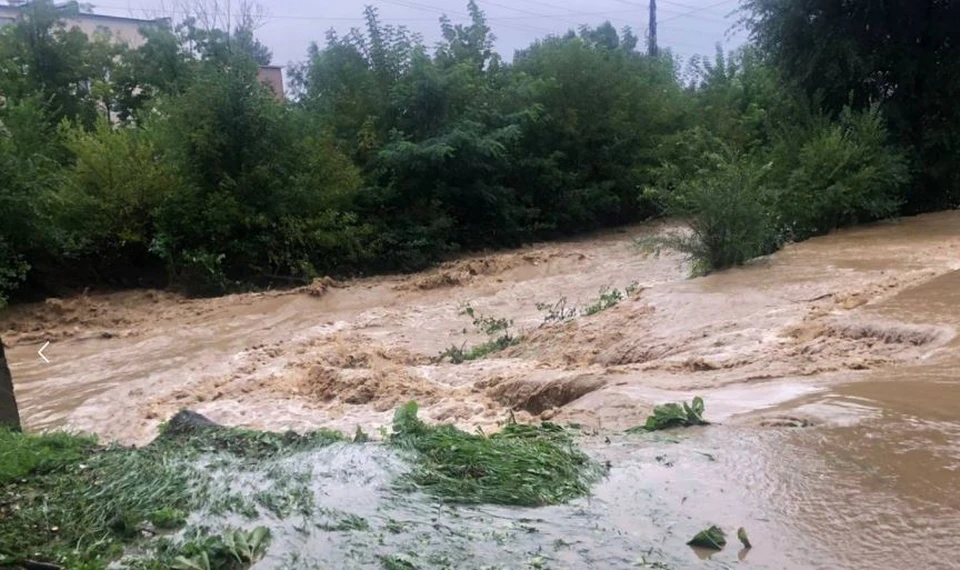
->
[389, 402, 602, 506]
[628, 397, 709, 432]
[315, 509, 369, 532]
[0, 437, 199, 566]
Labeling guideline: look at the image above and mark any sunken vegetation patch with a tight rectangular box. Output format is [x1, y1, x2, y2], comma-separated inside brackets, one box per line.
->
[155, 409, 345, 460]
[0, 411, 344, 569]
[390, 401, 603, 506]
[1, 406, 602, 567]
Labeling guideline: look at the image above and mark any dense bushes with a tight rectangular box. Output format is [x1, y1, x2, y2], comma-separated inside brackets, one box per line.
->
[744, 0, 960, 211]
[0, 0, 947, 304]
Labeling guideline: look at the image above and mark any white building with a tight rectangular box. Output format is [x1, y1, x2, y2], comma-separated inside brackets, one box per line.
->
[0, 1, 283, 99]
[0, 2, 168, 48]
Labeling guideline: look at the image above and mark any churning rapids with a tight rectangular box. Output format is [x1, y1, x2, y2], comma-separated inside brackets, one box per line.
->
[5, 211, 960, 569]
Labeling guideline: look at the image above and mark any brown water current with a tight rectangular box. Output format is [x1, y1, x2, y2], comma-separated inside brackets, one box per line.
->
[5, 211, 960, 568]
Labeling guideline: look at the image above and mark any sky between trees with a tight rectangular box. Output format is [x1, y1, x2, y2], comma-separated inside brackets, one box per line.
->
[87, 0, 747, 67]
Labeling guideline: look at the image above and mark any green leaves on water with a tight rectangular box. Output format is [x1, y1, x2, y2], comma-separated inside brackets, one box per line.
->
[627, 396, 709, 433]
[687, 525, 727, 550]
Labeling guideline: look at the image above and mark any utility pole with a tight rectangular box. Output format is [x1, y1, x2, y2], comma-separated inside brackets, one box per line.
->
[648, 0, 658, 56]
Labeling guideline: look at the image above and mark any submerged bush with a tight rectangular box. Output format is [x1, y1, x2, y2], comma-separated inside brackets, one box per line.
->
[646, 105, 907, 275]
[644, 144, 782, 275]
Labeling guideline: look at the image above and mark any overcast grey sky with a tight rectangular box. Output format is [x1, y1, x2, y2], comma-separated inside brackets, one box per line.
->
[89, 0, 747, 68]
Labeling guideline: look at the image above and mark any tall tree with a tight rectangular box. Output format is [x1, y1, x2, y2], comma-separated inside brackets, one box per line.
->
[0, 0, 101, 128]
[0, 339, 20, 431]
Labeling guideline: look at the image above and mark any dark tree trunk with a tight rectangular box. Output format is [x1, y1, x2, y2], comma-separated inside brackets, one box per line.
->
[0, 339, 21, 431]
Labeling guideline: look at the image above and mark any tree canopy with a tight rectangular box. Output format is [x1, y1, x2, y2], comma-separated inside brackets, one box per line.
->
[0, 0, 952, 303]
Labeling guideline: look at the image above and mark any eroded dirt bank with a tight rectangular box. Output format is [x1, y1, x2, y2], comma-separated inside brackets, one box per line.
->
[5, 212, 960, 569]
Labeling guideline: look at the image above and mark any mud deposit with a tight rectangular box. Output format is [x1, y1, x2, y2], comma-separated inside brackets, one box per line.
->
[6, 212, 960, 569]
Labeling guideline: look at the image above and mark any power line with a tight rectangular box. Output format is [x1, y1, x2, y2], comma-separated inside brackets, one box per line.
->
[89, 0, 559, 35]
[660, 0, 740, 24]
[611, 0, 731, 30]
[659, 0, 737, 13]
[87, 1, 689, 36]
[88, 0, 732, 54]
[377, 0, 556, 35]
[474, 0, 586, 29]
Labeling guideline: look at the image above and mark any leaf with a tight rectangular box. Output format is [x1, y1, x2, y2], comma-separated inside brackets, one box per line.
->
[222, 528, 239, 561]
[233, 528, 250, 560]
[248, 526, 271, 555]
[171, 552, 211, 570]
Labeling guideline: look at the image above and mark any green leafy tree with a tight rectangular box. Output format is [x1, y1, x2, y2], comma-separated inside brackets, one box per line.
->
[0, 0, 103, 128]
[743, 0, 960, 209]
[151, 56, 362, 294]
[0, 97, 61, 303]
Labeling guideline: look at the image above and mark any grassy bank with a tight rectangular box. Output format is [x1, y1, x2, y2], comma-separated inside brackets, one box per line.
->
[0, 419, 344, 569]
[0, 405, 602, 568]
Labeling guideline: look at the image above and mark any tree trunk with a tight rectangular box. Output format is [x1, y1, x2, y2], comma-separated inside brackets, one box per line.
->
[0, 338, 21, 431]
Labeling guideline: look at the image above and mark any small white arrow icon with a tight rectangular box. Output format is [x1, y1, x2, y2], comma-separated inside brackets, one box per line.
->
[38, 341, 50, 363]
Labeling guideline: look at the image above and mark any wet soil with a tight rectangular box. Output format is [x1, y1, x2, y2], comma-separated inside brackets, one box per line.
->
[5, 211, 960, 569]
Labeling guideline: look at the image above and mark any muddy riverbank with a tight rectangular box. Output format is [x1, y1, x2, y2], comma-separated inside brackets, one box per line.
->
[5, 211, 960, 569]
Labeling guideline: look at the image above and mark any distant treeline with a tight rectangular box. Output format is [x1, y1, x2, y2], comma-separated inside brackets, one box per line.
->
[0, 0, 956, 303]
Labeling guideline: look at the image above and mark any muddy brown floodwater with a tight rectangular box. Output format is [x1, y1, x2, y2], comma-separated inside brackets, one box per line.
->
[5, 212, 960, 569]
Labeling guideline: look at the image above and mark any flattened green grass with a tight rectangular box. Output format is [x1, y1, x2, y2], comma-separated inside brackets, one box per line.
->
[390, 402, 603, 506]
[2, 404, 601, 567]
[0, 420, 344, 568]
